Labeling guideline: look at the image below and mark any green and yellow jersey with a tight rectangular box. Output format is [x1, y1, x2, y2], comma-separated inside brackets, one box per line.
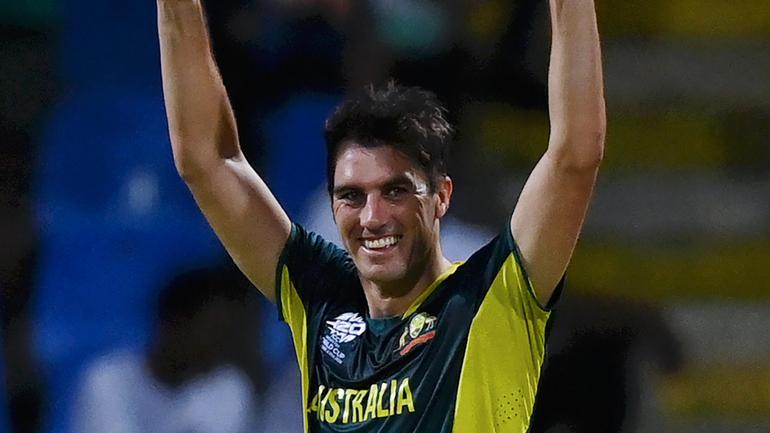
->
[275, 223, 559, 433]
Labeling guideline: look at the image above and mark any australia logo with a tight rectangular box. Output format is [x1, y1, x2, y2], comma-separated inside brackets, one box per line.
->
[322, 312, 366, 364]
[397, 312, 437, 356]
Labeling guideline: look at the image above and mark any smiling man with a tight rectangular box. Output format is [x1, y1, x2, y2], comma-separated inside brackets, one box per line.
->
[157, 0, 605, 432]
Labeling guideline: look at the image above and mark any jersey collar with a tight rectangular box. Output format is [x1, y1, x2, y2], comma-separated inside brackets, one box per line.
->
[401, 262, 462, 319]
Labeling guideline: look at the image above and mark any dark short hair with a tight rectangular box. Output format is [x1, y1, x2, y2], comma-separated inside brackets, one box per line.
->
[157, 264, 252, 325]
[324, 82, 453, 195]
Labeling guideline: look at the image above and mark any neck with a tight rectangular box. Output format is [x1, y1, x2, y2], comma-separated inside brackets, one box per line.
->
[362, 250, 453, 319]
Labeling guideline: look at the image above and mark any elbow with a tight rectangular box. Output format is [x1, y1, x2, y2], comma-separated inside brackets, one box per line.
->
[172, 142, 240, 184]
[174, 158, 205, 184]
[549, 130, 605, 171]
[581, 131, 605, 169]
[170, 141, 213, 184]
[168, 114, 242, 183]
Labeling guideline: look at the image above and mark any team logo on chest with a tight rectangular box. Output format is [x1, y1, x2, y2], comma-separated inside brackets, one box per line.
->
[322, 312, 366, 364]
[397, 312, 437, 356]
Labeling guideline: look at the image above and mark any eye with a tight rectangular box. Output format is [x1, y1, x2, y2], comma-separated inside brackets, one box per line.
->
[337, 190, 364, 206]
[385, 186, 408, 199]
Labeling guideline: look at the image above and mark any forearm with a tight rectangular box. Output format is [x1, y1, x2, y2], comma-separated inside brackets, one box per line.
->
[547, 0, 606, 168]
[157, 0, 241, 179]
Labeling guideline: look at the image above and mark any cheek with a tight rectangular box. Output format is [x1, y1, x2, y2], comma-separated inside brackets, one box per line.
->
[413, 204, 440, 245]
[396, 203, 431, 239]
[333, 208, 357, 235]
[413, 200, 435, 226]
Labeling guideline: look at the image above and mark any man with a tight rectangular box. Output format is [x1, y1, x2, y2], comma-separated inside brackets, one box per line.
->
[74, 266, 263, 433]
[157, 0, 604, 431]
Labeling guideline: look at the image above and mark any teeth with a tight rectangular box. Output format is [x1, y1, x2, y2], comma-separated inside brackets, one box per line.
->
[364, 236, 400, 249]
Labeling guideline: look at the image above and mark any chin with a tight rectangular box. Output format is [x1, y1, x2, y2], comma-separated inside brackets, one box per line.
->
[357, 262, 408, 285]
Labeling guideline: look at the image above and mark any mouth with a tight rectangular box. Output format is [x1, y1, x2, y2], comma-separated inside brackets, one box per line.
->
[361, 235, 402, 251]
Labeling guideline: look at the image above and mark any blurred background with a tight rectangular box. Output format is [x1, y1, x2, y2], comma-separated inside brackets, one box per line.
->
[1, 0, 769, 432]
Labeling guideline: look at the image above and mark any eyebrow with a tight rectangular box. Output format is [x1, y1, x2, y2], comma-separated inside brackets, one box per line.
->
[331, 184, 360, 197]
[382, 175, 415, 189]
[332, 174, 416, 197]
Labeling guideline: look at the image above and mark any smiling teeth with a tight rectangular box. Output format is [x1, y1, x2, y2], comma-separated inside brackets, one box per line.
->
[364, 236, 400, 249]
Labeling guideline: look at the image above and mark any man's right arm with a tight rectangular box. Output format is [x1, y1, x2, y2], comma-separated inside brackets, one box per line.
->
[157, 0, 290, 301]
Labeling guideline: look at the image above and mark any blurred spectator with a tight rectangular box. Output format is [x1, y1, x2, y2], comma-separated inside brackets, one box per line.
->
[72, 265, 295, 433]
[529, 292, 683, 433]
[30, 87, 226, 433]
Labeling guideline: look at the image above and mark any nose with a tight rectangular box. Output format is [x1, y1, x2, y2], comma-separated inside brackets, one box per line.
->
[360, 194, 387, 232]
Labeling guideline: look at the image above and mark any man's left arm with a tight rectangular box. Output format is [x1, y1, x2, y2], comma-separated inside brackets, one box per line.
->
[510, 0, 606, 306]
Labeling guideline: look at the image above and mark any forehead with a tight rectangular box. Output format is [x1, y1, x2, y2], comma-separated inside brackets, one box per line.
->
[333, 144, 427, 187]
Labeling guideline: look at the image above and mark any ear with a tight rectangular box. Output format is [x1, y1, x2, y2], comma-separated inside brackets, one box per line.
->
[435, 176, 453, 219]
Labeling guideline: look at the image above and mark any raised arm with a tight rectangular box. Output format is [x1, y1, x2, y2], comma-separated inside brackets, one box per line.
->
[157, 0, 290, 301]
[510, 0, 606, 305]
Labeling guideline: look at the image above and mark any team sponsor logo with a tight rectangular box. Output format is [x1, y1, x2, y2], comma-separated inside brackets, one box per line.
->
[322, 312, 366, 364]
[397, 312, 437, 356]
[308, 377, 415, 424]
